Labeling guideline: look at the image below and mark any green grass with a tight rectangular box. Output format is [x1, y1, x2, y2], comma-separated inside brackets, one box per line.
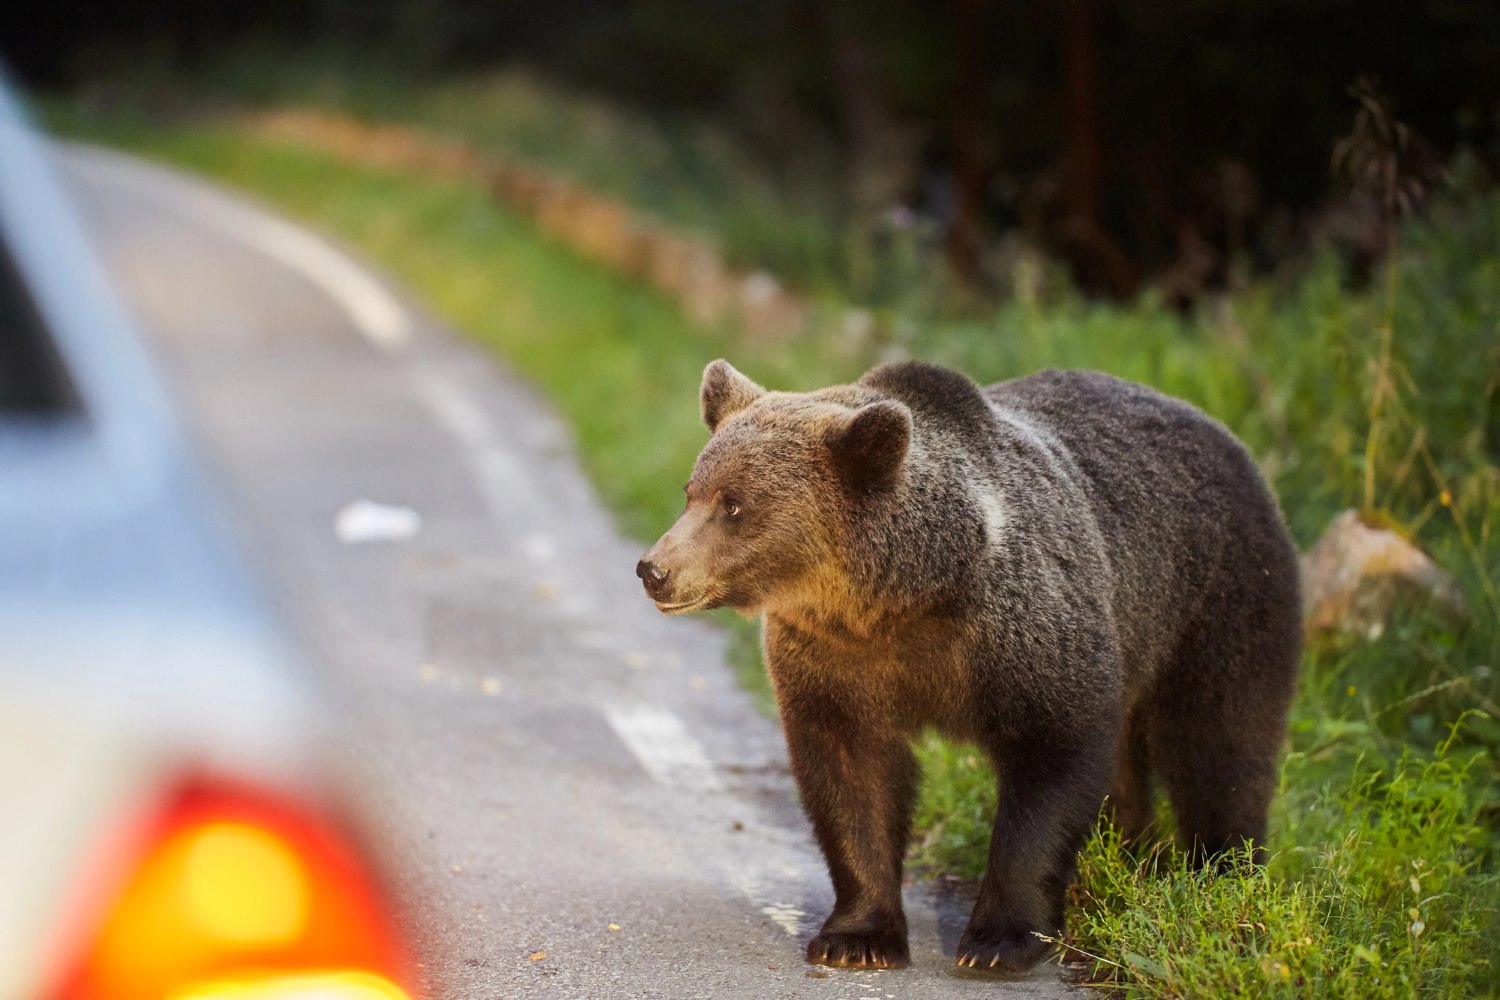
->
[1072, 735, 1496, 997]
[44, 98, 1500, 998]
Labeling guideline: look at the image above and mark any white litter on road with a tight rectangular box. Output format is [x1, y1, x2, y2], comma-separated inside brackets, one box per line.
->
[334, 499, 422, 543]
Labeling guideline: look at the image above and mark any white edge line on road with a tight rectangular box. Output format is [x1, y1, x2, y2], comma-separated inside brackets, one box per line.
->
[760, 902, 806, 938]
[63, 144, 412, 353]
[604, 704, 724, 795]
[411, 369, 541, 522]
[411, 367, 598, 613]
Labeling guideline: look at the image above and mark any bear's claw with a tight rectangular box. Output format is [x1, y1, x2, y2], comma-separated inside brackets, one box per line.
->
[954, 927, 1051, 973]
[807, 930, 910, 970]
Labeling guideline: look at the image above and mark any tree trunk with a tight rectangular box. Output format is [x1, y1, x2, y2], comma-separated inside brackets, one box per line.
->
[1058, 0, 1136, 297]
[1061, 0, 1101, 227]
[947, 0, 984, 288]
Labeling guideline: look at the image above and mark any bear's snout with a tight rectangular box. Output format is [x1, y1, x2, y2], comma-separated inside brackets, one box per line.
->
[636, 558, 671, 599]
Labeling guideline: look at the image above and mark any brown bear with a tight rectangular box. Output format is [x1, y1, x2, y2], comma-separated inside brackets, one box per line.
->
[636, 359, 1301, 973]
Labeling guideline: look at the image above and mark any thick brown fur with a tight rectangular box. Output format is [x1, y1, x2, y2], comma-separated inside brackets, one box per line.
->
[637, 359, 1301, 973]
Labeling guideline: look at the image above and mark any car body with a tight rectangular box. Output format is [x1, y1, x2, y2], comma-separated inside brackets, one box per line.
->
[0, 75, 417, 999]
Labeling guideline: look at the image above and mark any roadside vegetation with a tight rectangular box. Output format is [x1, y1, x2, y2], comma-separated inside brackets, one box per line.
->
[45, 67, 1499, 996]
[56, 48, 864, 297]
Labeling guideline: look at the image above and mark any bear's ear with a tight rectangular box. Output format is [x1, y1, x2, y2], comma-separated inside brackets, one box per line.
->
[700, 359, 766, 432]
[829, 400, 911, 488]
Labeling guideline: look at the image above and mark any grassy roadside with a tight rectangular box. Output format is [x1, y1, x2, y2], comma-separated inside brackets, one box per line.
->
[56, 48, 862, 296]
[45, 104, 1500, 996]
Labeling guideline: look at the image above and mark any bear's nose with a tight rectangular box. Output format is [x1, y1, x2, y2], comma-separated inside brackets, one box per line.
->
[636, 558, 670, 597]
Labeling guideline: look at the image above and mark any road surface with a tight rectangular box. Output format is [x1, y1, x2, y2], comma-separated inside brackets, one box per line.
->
[58, 144, 1073, 1000]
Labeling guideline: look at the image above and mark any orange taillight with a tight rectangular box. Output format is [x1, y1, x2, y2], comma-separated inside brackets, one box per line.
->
[53, 777, 413, 1000]
[167, 970, 412, 1000]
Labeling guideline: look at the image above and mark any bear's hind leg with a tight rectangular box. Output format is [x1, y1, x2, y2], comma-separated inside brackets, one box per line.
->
[1148, 588, 1299, 866]
[1104, 709, 1154, 848]
[958, 731, 1114, 972]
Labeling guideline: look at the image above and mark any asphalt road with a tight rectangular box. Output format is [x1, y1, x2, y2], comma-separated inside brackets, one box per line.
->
[57, 144, 1073, 1000]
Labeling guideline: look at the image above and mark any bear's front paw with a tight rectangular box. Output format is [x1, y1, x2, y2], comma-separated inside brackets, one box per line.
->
[955, 925, 1052, 972]
[806, 929, 910, 970]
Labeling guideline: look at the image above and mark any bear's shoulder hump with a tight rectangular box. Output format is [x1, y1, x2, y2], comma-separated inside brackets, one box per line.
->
[858, 360, 991, 428]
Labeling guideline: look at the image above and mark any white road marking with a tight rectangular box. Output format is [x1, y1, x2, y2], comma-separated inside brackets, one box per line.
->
[762, 903, 806, 937]
[62, 144, 412, 352]
[604, 704, 723, 794]
[411, 369, 538, 523]
[520, 533, 557, 562]
[409, 367, 599, 615]
[606, 701, 816, 940]
[413, 370, 492, 442]
[728, 844, 812, 940]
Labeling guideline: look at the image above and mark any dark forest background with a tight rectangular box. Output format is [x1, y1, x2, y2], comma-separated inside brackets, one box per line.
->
[7, 0, 1499, 300]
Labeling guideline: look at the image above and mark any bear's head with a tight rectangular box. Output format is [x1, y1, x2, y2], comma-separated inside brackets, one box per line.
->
[636, 359, 911, 615]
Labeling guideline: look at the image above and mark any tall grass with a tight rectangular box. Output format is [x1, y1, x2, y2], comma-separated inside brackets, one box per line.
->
[1070, 738, 1497, 997]
[45, 89, 1500, 997]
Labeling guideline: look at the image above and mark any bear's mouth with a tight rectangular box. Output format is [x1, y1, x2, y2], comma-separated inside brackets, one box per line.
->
[655, 594, 719, 615]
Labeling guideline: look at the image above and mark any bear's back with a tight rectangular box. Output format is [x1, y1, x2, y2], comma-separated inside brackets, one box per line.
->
[983, 369, 1295, 689]
[983, 369, 1261, 542]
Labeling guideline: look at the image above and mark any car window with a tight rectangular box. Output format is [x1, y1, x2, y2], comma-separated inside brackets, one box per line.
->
[0, 240, 78, 417]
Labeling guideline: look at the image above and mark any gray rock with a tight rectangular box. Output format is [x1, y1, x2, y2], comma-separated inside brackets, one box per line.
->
[1301, 510, 1466, 639]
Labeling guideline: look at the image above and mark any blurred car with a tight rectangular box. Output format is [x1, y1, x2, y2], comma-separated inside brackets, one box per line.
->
[0, 76, 418, 999]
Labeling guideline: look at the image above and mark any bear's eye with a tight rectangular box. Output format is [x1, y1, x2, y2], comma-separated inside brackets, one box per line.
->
[723, 496, 742, 518]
